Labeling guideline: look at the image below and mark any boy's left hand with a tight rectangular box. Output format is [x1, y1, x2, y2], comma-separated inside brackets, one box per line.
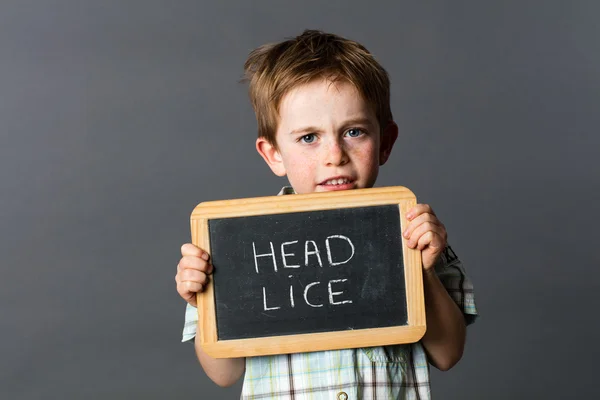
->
[403, 204, 447, 271]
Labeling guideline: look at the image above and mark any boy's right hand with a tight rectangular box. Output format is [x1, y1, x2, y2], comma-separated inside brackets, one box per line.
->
[175, 243, 213, 307]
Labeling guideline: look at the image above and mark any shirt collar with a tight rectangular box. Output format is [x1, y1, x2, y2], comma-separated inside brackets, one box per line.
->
[277, 186, 296, 196]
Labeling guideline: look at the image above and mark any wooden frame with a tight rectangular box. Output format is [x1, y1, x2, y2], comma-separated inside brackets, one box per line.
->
[191, 186, 426, 358]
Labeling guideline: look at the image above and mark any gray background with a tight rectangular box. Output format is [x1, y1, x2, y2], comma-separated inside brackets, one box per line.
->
[1, 1, 598, 399]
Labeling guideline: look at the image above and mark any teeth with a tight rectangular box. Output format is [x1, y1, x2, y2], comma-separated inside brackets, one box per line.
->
[324, 178, 350, 185]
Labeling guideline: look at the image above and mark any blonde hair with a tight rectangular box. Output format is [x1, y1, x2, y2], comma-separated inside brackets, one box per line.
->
[243, 30, 393, 147]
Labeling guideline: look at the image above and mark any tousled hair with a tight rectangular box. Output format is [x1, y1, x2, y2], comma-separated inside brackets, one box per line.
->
[243, 30, 393, 147]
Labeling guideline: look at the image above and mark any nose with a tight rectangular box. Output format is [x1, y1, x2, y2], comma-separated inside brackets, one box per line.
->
[324, 137, 349, 166]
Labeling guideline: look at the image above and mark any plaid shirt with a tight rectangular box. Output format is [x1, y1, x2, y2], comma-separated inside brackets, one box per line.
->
[182, 187, 477, 399]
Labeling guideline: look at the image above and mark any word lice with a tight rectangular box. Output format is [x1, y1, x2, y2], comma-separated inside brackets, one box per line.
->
[262, 277, 353, 311]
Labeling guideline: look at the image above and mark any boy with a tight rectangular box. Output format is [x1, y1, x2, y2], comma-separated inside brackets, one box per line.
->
[175, 30, 477, 399]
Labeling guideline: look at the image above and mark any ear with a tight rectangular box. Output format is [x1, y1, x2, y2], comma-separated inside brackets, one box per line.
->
[256, 137, 287, 176]
[379, 121, 398, 166]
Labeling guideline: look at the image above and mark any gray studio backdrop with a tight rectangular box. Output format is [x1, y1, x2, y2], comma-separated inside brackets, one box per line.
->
[1, 1, 598, 399]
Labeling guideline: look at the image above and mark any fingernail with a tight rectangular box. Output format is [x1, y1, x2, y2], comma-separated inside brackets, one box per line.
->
[403, 230, 409, 238]
[201, 252, 209, 261]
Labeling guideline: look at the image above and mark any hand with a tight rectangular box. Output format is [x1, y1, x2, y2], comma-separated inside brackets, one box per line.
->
[403, 204, 447, 271]
[175, 243, 213, 307]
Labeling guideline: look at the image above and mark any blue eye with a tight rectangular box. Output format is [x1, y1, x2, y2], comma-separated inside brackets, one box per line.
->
[301, 134, 316, 143]
[345, 128, 363, 137]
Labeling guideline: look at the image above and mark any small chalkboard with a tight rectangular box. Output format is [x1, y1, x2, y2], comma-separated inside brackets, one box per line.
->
[191, 186, 425, 358]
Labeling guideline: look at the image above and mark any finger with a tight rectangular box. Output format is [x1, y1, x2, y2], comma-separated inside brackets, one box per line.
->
[403, 213, 441, 239]
[178, 280, 204, 295]
[178, 292, 198, 308]
[181, 243, 210, 262]
[405, 221, 446, 249]
[417, 230, 445, 252]
[419, 232, 446, 270]
[180, 269, 209, 286]
[176, 281, 203, 306]
[176, 261, 211, 283]
[406, 204, 435, 221]
[175, 267, 209, 305]
[180, 255, 213, 274]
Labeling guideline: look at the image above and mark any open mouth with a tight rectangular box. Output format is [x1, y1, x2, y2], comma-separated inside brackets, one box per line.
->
[318, 176, 356, 190]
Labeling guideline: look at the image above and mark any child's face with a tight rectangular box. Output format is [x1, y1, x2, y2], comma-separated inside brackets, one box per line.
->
[257, 78, 397, 194]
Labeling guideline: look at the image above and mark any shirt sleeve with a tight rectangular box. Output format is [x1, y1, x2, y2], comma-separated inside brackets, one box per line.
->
[181, 303, 198, 342]
[434, 245, 478, 325]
